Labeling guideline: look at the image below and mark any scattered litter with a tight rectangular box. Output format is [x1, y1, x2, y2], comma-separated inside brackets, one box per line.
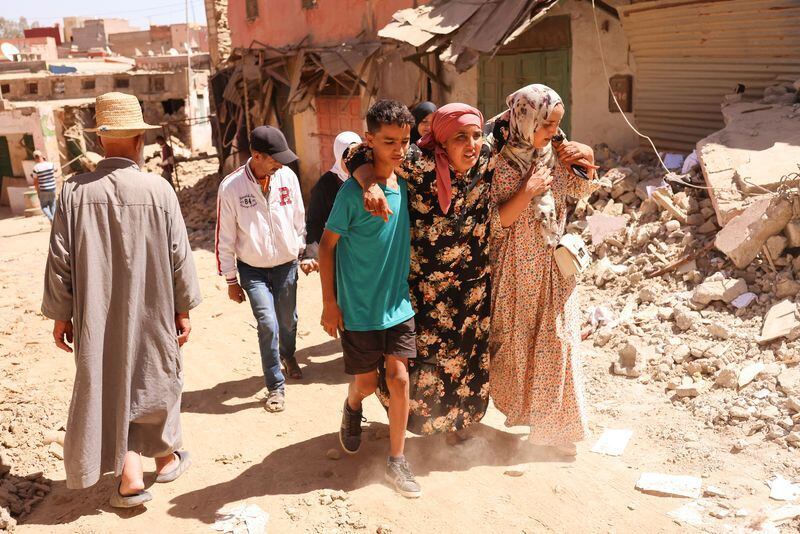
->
[326, 448, 342, 461]
[636, 472, 702, 499]
[212, 503, 269, 534]
[667, 500, 705, 527]
[591, 428, 633, 457]
[768, 475, 800, 501]
[503, 467, 526, 477]
[681, 150, 699, 174]
[663, 153, 685, 170]
[731, 292, 758, 309]
[587, 306, 616, 329]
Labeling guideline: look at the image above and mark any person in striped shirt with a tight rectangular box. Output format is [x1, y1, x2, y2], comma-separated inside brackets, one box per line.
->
[32, 150, 58, 222]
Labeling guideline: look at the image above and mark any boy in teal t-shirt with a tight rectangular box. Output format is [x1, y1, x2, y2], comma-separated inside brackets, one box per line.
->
[318, 100, 421, 499]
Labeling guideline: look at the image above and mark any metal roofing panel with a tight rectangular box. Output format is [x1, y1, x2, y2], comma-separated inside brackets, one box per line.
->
[618, 0, 800, 152]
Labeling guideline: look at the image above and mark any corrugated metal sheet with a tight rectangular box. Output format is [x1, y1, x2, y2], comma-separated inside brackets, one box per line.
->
[618, 0, 800, 151]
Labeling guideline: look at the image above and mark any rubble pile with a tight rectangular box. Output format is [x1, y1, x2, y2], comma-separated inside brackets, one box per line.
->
[578, 129, 800, 449]
[177, 171, 221, 247]
[0, 385, 60, 526]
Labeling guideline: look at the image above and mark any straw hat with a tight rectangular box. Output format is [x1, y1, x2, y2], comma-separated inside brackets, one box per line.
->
[86, 92, 160, 138]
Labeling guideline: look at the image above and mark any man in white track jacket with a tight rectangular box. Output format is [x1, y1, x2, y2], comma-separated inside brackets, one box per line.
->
[215, 126, 306, 412]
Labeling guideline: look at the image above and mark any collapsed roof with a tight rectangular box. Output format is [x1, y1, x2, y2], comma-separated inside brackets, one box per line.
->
[378, 0, 560, 72]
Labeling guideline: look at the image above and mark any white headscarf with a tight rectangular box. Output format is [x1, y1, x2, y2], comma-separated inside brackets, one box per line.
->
[501, 84, 563, 175]
[331, 131, 362, 182]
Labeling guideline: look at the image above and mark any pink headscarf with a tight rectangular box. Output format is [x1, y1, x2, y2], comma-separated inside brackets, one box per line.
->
[417, 103, 484, 214]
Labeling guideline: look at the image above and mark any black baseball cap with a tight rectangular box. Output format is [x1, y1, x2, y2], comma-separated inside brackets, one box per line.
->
[249, 126, 298, 164]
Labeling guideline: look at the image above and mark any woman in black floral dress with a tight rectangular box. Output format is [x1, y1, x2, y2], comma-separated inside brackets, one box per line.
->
[346, 103, 495, 438]
[345, 101, 592, 440]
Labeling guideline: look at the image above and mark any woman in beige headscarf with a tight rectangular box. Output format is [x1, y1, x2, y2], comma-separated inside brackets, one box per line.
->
[489, 85, 599, 457]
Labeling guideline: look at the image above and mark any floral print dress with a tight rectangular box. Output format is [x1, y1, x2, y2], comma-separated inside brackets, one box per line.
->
[345, 142, 496, 435]
[489, 156, 598, 445]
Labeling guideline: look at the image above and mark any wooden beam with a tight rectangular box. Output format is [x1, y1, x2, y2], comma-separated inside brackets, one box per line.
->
[405, 55, 450, 91]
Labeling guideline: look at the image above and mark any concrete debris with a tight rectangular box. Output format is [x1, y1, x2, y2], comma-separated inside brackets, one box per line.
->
[714, 197, 793, 269]
[738, 363, 765, 389]
[666, 500, 705, 527]
[757, 300, 800, 344]
[691, 274, 748, 306]
[777, 368, 800, 397]
[635, 472, 702, 499]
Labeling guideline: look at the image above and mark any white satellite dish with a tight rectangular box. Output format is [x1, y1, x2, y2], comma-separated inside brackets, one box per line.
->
[1, 42, 21, 61]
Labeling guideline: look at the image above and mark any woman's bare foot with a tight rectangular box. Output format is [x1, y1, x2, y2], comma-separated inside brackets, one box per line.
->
[120, 451, 145, 496]
[155, 452, 179, 476]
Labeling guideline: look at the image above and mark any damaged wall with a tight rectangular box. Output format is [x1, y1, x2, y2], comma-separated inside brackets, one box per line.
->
[437, 0, 639, 150]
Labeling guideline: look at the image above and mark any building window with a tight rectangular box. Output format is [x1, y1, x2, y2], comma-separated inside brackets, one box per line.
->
[82, 79, 96, 91]
[26, 83, 38, 95]
[246, 0, 259, 20]
[150, 76, 165, 92]
[302, 0, 318, 8]
[52, 80, 66, 95]
[114, 78, 130, 89]
[0, 83, 9, 95]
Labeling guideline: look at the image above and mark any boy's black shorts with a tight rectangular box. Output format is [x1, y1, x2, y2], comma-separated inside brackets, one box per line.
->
[340, 317, 417, 375]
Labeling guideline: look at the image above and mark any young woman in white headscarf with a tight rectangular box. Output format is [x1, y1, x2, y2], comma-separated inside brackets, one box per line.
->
[489, 84, 599, 457]
[301, 131, 362, 274]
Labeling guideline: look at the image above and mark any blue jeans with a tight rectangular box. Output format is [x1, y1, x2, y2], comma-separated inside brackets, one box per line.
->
[238, 260, 298, 392]
[39, 190, 56, 222]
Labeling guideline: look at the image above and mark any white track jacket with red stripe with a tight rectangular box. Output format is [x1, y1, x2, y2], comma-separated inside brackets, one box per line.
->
[215, 160, 306, 279]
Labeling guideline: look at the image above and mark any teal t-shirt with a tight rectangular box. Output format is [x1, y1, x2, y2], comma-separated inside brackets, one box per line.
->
[325, 178, 414, 331]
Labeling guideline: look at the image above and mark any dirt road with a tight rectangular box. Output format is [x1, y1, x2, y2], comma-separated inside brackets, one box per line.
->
[0, 207, 793, 533]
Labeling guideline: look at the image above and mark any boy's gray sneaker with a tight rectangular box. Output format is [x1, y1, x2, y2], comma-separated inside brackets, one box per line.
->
[339, 400, 365, 454]
[385, 457, 422, 498]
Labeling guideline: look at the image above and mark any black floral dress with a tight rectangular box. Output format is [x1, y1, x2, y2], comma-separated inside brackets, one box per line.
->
[345, 141, 497, 434]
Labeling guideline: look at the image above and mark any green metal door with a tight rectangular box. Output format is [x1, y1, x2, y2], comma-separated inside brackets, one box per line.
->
[478, 49, 571, 137]
[0, 136, 12, 177]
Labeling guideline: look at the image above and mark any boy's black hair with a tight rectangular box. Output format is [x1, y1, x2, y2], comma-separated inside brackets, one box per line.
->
[366, 99, 415, 134]
[155, 135, 165, 142]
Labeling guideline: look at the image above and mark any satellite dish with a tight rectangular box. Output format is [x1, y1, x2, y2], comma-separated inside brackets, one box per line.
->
[1, 42, 21, 61]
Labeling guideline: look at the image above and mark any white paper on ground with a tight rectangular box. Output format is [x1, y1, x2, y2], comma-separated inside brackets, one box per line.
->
[667, 500, 705, 527]
[768, 475, 800, 501]
[591, 428, 633, 456]
[636, 472, 703, 499]
[212, 503, 269, 534]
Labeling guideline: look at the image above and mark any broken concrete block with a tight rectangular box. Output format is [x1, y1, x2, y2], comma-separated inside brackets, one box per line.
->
[691, 274, 748, 305]
[757, 299, 800, 344]
[676, 381, 706, 398]
[714, 367, 738, 389]
[738, 362, 765, 388]
[785, 220, 800, 248]
[674, 307, 699, 331]
[778, 368, 800, 397]
[715, 197, 793, 269]
[651, 189, 688, 224]
[708, 322, 731, 340]
[586, 213, 628, 246]
[766, 235, 788, 259]
[775, 278, 800, 299]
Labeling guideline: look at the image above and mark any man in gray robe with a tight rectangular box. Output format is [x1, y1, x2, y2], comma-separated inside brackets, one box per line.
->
[41, 92, 202, 508]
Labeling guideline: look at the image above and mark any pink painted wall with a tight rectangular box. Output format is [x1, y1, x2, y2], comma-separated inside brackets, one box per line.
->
[229, 0, 427, 49]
